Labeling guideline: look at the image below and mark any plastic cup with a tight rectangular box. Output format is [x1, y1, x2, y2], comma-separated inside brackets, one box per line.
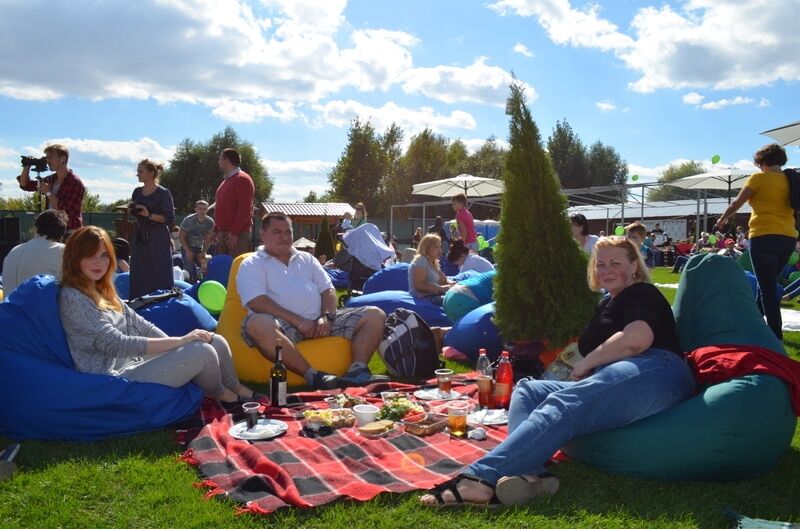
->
[476, 375, 494, 409]
[435, 368, 454, 396]
[242, 402, 260, 430]
[447, 400, 469, 437]
[352, 404, 379, 426]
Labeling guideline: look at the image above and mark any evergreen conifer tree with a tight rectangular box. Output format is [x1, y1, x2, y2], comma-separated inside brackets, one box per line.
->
[494, 83, 598, 346]
[315, 214, 336, 261]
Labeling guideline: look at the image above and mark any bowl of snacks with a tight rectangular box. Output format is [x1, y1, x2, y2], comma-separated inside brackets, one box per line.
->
[380, 391, 408, 403]
[302, 408, 356, 429]
[324, 393, 367, 409]
[401, 413, 448, 436]
[377, 397, 424, 422]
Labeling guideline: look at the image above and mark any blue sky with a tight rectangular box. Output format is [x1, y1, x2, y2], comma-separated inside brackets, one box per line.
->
[0, 0, 798, 205]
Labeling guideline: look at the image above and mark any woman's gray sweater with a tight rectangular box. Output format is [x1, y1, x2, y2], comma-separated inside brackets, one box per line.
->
[59, 286, 167, 375]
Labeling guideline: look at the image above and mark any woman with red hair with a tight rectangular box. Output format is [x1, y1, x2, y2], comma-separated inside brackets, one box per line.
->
[58, 226, 259, 403]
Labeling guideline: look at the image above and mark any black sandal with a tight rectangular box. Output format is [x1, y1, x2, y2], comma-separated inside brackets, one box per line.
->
[423, 474, 500, 508]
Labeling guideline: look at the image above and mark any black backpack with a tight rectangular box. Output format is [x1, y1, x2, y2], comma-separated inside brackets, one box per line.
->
[378, 308, 443, 380]
[785, 168, 800, 212]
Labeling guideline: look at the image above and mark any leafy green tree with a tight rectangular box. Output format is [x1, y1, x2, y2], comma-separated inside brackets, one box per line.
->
[314, 214, 336, 261]
[303, 191, 319, 203]
[81, 193, 102, 212]
[547, 119, 590, 189]
[464, 136, 507, 180]
[582, 141, 628, 203]
[647, 161, 706, 201]
[494, 83, 598, 346]
[446, 139, 470, 176]
[161, 127, 273, 213]
[327, 119, 386, 211]
[376, 123, 405, 217]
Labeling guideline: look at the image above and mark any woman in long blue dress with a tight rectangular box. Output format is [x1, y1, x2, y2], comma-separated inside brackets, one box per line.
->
[129, 159, 175, 299]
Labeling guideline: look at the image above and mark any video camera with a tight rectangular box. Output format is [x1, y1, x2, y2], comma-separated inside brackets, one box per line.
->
[128, 202, 145, 215]
[20, 156, 49, 173]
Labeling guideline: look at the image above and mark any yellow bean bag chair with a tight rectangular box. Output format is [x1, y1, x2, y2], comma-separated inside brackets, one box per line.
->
[217, 253, 352, 386]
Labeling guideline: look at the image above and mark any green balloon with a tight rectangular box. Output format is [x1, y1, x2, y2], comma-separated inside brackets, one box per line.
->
[614, 226, 625, 236]
[789, 271, 800, 284]
[198, 280, 226, 314]
[711, 154, 721, 164]
[631, 174, 639, 181]
[477, 235, 489, 250]
[789, 252, 800, 266]
[708, 235, 717, 245]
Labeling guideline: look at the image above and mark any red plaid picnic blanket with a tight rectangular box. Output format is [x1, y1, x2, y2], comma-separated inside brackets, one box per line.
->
[176, 378, 508, 514]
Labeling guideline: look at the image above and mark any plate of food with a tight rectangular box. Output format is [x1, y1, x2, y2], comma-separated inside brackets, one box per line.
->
[302, 408, 356, 429]
[413, 388, 460, 401]
[380, 391, 409, 403]
[324, 394, 367, 409]
[229, 419, 288, 440]
[467, 408, 508, 426]
[357, 419, 398, 439]
[377, 397, 424, 421]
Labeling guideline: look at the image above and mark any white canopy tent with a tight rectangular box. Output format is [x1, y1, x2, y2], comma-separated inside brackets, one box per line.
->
[761, 120, 800, 146]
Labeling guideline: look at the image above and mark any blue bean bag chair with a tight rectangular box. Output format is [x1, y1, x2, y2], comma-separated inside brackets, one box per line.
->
[114, 272, 131, 299]
[0, 276, 203, 441]
[563, 254, 797, 481]
[206, 254, 234, 287]
[345, 290, 451, 327]
[443, 302, 503, 361]
[135, 289, 218, 336]
[743, 271, 784, 301]
[325, 267, 350, 289]
[443, 270, 496, 323]
[363, 263, 410, 294]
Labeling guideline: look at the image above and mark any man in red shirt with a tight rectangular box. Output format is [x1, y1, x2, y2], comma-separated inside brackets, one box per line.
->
[17, 144, 85, 231]
[214, 148, 254, 257]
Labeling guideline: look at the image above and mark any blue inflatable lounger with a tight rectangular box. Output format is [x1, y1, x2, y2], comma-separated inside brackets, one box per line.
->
[0, 275, 203, 441]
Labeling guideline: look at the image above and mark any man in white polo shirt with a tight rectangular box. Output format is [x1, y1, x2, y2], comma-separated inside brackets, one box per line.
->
[237, 212, 388, 389]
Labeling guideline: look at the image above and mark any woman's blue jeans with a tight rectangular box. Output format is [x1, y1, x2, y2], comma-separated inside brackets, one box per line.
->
[750, 234, 795, 339]
[465, 348, 695, 486]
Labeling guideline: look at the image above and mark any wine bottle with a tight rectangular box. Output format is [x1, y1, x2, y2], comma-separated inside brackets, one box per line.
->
[270, 346, 287, 407]
[494, 350, 514, 409]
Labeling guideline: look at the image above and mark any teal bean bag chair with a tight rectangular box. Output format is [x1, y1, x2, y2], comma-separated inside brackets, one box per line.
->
[443, 269, 495, 323]
[563, 253, 797, 481]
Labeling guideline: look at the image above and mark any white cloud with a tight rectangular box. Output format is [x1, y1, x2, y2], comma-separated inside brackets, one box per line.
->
[0, 146, 19, 170]
[682, 92, 705, 105]
[263, 159, 335, 176]
[312, 100, 477, 134]
[489, 0, 634, 52]
[402, 57, 534, 106]
[700, 96, 753, 110]
[489, 0, 800, 93]
[758, 98, 771, 108]
[459, 138, 511, 154]
[0, 0, 517, 126]
[34, 138, 175, 165]
[596, 100, 617, 113]
[211, 100, 298, 123]
[512, 42, 534, 58]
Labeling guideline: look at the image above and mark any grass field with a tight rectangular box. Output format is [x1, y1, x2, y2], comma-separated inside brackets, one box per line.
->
[2, 267, 799, 528]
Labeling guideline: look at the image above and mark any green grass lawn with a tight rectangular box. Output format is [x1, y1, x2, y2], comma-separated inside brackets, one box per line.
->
[2, 269, 799, 528]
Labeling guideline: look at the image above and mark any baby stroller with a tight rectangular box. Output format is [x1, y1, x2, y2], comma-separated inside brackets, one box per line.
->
[332, 223, 395, 306]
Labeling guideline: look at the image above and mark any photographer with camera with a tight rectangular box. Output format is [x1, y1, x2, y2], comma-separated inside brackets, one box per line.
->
[17, 144, 85, 231]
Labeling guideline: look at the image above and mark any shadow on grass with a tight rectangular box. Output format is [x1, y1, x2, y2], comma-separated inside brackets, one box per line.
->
[0, 427, 184, 473]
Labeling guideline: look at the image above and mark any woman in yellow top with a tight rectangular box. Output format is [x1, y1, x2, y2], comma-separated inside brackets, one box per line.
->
[716, 143, 797, 339]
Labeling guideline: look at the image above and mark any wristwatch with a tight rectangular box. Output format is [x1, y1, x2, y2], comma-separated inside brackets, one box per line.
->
[324, 311, 336, 323]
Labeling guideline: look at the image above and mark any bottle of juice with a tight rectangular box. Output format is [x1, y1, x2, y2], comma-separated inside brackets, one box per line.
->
[494, 350, 514, 409]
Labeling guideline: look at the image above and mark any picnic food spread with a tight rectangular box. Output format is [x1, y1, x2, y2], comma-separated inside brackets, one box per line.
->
[325, 394, 368, 408]
[357, 419, 395, 436]
[376, 397, 424, 421]
[302, 408, 356, 428]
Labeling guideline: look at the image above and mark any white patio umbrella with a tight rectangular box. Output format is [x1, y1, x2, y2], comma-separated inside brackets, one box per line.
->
[668, 168, 752, 192]
[761, 121, 800, 146]
[668, 167, 752, 204]
[411, 174, 504, 198]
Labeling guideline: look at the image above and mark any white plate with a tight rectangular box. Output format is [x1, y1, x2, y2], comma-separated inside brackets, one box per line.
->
[358, 423, 400, 439]
[229, 418, 288, 440]
[467, 409, 508, 426]
[413, 388, 460, 401]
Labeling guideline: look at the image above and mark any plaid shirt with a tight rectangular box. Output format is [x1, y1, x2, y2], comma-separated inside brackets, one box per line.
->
[20, 170, 85, 230]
